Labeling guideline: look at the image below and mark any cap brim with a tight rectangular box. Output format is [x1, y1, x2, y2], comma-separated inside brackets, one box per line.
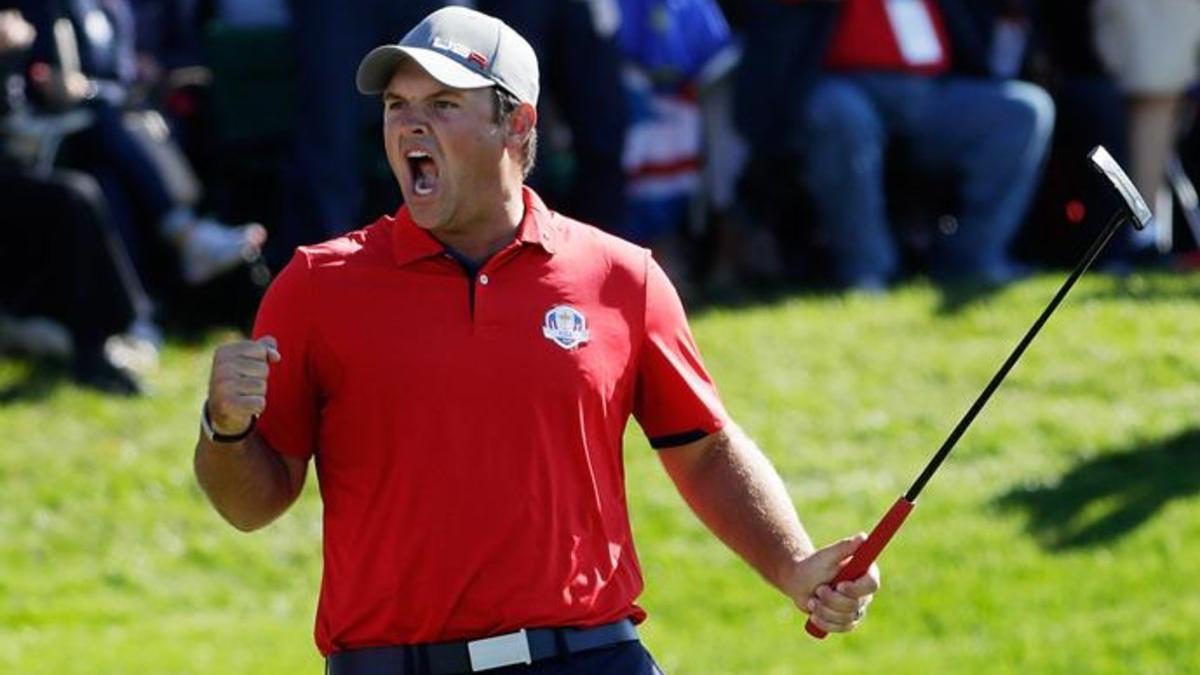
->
[356, 45, 495, 95]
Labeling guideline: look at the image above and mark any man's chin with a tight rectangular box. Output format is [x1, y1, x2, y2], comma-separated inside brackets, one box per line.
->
[407, 207, 444, 232]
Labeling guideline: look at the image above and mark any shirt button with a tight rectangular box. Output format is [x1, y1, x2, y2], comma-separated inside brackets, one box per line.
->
[479, 274, 490, 285]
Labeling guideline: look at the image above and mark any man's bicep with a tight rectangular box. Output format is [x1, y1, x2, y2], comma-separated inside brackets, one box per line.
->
[633, 254, 730, 445]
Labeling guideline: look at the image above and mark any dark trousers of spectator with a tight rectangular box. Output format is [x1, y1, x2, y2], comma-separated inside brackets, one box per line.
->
[60, 100, 177, 279]
[1034, 77, 1142, 266]
[798, 74, 1055, 286]
[0, 168, 136, 379]
[280, 0, 442, 261]
[327, 641, 664, 675]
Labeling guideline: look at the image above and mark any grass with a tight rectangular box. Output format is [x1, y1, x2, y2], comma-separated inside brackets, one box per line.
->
[2, 271, 1199, 673]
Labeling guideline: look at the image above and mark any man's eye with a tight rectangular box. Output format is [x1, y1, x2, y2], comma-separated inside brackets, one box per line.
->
[433, 100, 457, 110]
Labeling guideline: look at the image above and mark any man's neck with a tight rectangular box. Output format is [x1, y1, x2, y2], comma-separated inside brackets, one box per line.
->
[433, 184, 526, 263]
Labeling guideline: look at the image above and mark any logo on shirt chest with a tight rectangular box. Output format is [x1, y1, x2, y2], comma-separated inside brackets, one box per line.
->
[542, 305, 590, 350]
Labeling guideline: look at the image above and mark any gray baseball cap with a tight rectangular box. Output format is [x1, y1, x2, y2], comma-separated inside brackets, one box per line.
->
[355, 6, 539, 106]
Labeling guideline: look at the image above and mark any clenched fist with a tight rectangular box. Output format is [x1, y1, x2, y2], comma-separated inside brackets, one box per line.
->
[207, 336, 281, 435]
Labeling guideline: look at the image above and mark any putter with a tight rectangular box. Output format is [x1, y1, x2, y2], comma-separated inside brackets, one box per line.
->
[805, 146, 1152, 639]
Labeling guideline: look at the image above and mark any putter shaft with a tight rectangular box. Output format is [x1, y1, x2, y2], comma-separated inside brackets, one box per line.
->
[806, 206, 1132, 641]
[905, 208, 1128, 502]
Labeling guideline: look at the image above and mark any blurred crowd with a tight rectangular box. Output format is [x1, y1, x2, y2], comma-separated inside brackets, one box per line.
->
[2, 0, 1199, 395]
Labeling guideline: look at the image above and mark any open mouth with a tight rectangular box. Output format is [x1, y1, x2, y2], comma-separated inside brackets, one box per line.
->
[405, 150, 440, 197]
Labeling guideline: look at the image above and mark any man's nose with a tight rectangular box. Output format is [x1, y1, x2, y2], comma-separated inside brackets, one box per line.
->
[395, 109, 430, 136]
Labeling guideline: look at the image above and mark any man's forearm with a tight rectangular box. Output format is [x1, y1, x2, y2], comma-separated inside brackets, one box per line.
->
[661, 426, 816, 594]
[194, 431, 301, 532]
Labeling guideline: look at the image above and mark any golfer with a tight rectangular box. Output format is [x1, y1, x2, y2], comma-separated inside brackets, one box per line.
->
[194, 7, 879, 673]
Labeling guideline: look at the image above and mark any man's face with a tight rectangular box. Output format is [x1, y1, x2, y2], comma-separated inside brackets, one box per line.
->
[383, 59, 505, 233]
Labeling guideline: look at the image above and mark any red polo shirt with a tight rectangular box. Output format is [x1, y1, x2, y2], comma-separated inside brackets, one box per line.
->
[252, 187, 729, 655]
[825, 0, 952, 75]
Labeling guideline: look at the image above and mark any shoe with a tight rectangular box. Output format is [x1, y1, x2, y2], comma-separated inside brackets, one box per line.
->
[180, 218, 267, 285]
[104, 329, 160, 376]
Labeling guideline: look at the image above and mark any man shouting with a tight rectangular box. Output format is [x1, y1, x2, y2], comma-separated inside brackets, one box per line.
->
[194, 7, 880, 674]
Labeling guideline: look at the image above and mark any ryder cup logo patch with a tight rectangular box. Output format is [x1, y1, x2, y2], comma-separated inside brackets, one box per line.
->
[542, 305, 590, 350]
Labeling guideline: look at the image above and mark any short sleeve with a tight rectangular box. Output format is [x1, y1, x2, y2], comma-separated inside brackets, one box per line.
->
[633, 253, 730, 448]
[252, 250, 318, 459]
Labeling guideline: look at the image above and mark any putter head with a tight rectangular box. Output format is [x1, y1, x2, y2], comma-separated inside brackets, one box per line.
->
[1088, 146, 1153, 230]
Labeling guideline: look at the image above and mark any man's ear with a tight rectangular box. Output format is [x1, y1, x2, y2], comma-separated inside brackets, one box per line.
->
[508, 102, 537, 144]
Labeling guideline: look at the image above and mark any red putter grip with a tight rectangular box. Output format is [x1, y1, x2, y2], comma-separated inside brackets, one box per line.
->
[805, 496, 915, 639]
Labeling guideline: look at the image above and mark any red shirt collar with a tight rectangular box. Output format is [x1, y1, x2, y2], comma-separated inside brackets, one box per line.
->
[389, 186, 557, 267]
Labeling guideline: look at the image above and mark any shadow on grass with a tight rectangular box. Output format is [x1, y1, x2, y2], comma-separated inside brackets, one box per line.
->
[688, 279, 810, 314]
[689, 275, 1005, 316]
[934, 280, 1007, 316]
[0, 358, 68, 404]
[1074, 272, 1200, 303]
[996, 428, 1200, 550]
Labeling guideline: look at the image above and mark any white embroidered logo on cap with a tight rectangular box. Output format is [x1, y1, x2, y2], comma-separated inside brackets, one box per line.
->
[542, 305, 590, 350]
[432, 36, 474, 60]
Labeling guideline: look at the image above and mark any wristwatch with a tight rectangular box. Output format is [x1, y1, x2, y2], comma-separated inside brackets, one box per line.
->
[201, 400, 256, 443]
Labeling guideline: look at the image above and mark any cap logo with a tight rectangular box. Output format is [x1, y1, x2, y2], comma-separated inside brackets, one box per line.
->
[431, 36, 483, 66]
[542, 305, 589, 350]
[468, 51, 489, 68]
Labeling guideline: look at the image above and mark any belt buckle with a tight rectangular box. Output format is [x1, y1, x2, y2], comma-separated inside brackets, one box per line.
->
[466, 628, 532, 671]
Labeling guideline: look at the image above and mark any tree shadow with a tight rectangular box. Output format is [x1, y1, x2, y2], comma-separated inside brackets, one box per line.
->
[995, 428, 1200, 550]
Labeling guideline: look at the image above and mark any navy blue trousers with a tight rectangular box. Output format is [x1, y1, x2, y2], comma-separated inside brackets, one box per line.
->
[327, 642, 664, 675]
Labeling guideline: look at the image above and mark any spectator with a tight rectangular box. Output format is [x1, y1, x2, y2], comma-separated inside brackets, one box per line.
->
[0, 168, 150, 394]
[479, 0, 629, 232]
[1013, 1, 1135, 269]
[19, 0, 266, 287]
[0, 8, 146, 393]
[278, 0, 443, 264]
[737, 0, 1055, 290]
[614, 0, 743, 291]
[1093, 0, 1200, 242]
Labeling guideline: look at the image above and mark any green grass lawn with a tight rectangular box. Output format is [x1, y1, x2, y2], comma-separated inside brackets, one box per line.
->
[2, 272, 1198, 673]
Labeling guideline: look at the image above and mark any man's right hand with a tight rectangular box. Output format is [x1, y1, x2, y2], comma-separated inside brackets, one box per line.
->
[783, 534, 880, 634]
[207, 336, 281, 435]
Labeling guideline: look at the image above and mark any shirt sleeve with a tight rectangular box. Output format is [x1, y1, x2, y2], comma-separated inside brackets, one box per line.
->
[633, 253, 730, 448]
[251, 250, 319, 460]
